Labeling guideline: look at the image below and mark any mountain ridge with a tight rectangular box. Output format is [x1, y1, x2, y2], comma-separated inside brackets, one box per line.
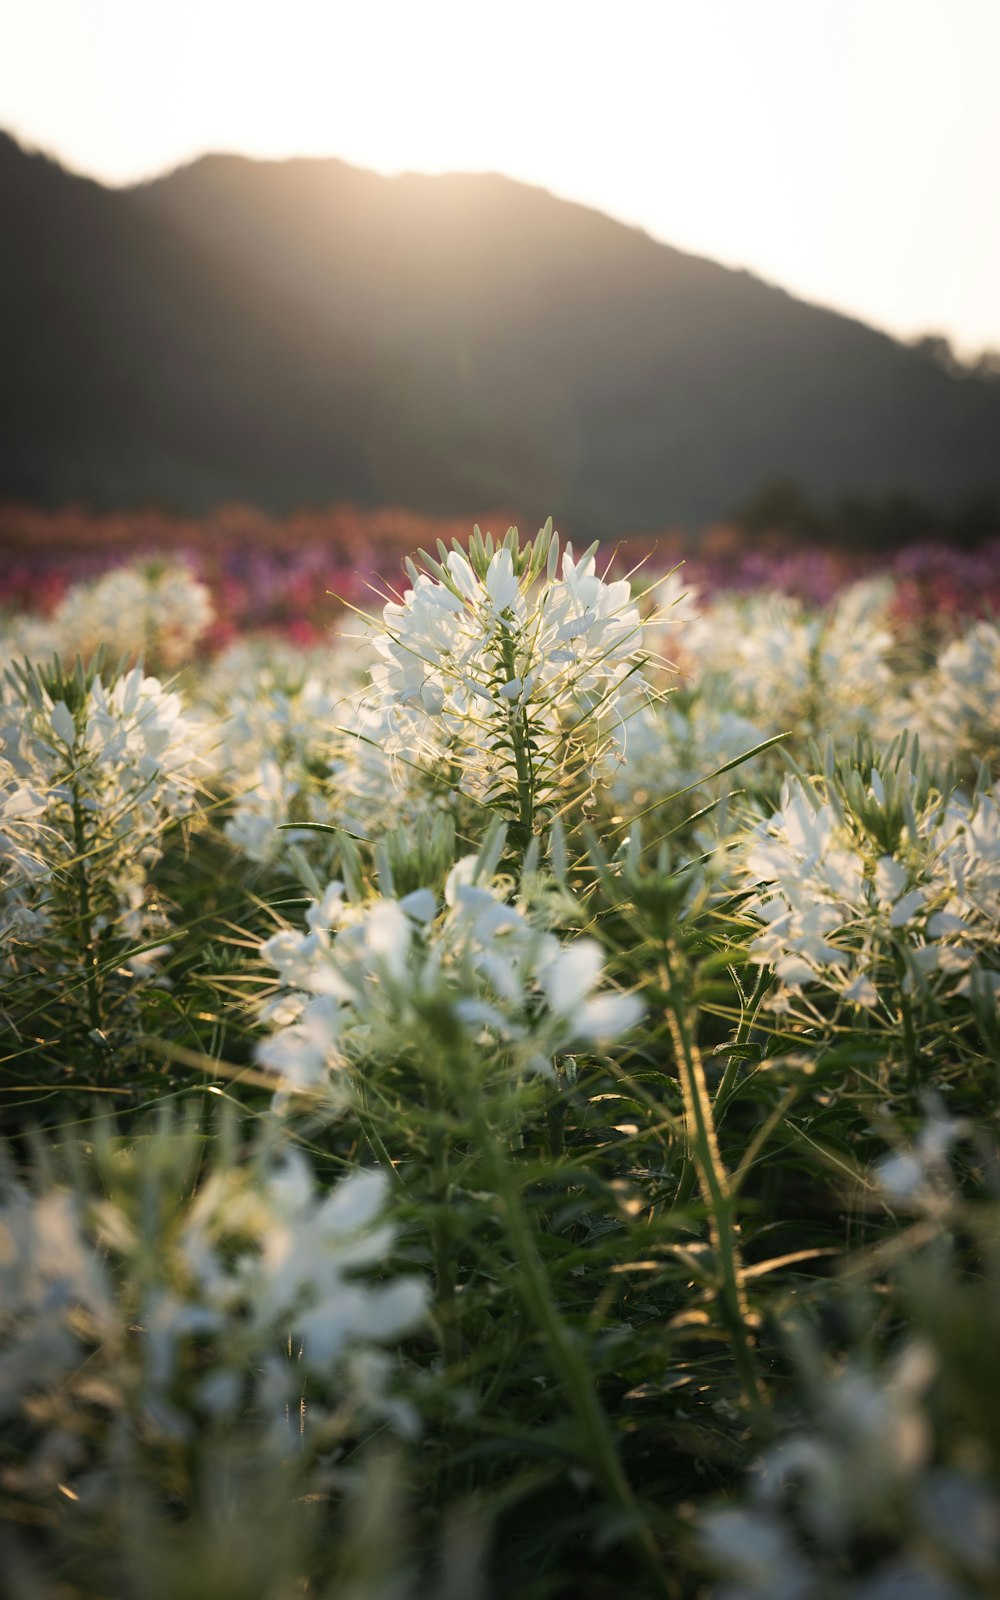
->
[3, 131, 998, 535]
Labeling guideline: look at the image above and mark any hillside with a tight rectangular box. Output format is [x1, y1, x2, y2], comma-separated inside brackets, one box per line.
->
[2, 131, 999, 534]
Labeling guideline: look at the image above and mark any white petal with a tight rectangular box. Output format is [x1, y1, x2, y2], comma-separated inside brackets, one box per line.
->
[843, 974, 879, 1009]
[541, 940, 603, 1014]
[573, 992, 644, 1041]
[362, 1278, 429, 1340]
[50, 701, 76, 745]
[485, 549, 519, 613]
[875, 1152, 924, 1201]
[875, 855, 907, 905]
[316, 1168, 388, 1235]
[400, 888, 437, 924]
[446, 551, 478, 599]
[889, 889, 925, 928]
[366, 900, 411, 975]
[444, 856, 480, 906]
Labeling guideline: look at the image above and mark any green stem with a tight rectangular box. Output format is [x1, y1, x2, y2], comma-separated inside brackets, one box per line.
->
[546, 1093, 566, 1163]
[472, 1097, 665, 1592]
[713, 1054, 742, 1115]
[511, 704, 535, 844]
[357, 1105, 408, 1196]
[497, 624, 535, 851]
[429, 1094, 460, 1373]
[69, 772, 105, 1073]
[662, 953, 765, 1420]
[893, 949, 920, 1094]
[714, 966, 769, 1118]
[673, 1156, 698, 1208]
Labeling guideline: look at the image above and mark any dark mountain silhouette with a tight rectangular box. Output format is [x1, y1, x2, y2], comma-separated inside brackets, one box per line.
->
[2, 130, 999, 535]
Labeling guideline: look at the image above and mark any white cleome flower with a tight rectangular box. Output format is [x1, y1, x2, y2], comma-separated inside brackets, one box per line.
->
[0, 1135, 429, 1503]
[255, 855, 643, 1095]
[677, 579, 899, 767]
[0, 660, 211, 972]
[742, 767, 1000, 1016]
[366, 525, 649, 813]
[201, 637, 441, 870]
[896, 618, 1000, 776]
[49, 559, 215, 672]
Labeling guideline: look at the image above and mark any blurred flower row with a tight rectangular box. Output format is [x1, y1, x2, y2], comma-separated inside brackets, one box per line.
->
[2, 502, 999, 654]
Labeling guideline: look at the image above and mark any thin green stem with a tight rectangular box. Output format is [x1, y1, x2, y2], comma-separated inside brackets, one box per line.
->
[713, 1049, 743, 1116]
[714, 965, 770, 1117]
[661, 952, 765, 1420]
[471, 1095, 665, 1593]
[893, 948, 921, 1094]
[673, 1156, 698, 1208]
[356, 1105, 409, 1196]
[546, 1095, 566, 1163]
[496, 623, 535, 851]
[69, 772, 106, 1073]
[429, 1091, 460, 1374]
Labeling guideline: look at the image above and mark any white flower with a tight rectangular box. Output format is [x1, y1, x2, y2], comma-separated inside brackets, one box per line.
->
[366, 525, 648, 813]
[607, 694, 765, 819]
[677, 580, 898, 763]
[256, 862, 642, 1091]
[742, 767, 1000, 1016]
[0, 661, 210, 975]
[0, 1134, 429, 1496]
[900, 619, 1000, 774]
[203, 639, 440, 869]
[50, 560, 214, 671]
[874, 1099, 964, 1202]
[0, 609, 60, 673]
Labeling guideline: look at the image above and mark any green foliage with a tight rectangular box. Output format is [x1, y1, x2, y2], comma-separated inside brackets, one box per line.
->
[2, 536, 998, 1598]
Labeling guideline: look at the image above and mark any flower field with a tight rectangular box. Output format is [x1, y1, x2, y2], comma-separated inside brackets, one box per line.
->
[3, 502, 1000, 651]
[1, 517, 999, 1598]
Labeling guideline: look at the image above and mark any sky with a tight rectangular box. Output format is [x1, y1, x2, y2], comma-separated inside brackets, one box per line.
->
[3, 0, 999, 356]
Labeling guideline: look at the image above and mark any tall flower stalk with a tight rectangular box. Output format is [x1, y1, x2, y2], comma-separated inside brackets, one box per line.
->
[366, 521, 650, 860]
[661, 955, 764, 1418]
[0, 654, 210, 1083]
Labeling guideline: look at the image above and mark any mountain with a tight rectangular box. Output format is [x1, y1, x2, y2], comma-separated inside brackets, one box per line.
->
[2, 130, 999, 535]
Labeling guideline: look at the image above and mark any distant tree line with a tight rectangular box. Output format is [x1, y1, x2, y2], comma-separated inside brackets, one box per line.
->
[732, 478, 1000, 550]
[910, 333, 1000, 383]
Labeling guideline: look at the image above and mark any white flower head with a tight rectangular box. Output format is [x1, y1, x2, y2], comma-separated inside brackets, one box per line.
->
[366, 523, 649, 816]
[257, 861, 643, 1095]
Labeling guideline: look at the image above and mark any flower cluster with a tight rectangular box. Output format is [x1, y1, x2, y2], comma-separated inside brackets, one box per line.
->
[257, 846, 643, 1096]
[0, 753, 50, 954]
[675, 579, 898, 761]
[606, 692, 765, 825]
[12, 559, 216, 674]
[0, 658, 211, 1053]
[367, 523, 647, 827]
[742, 757, 1000, 1016]
[202, 636, 440, 871]
[700, 1334, 1000, 1600]
[0, 609, 63, 675]
[898, 617, 1000, 777]
[205, 638, 352, 869]
[0, 1122, 428, 1516]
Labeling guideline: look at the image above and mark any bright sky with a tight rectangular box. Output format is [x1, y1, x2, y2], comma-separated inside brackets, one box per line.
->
[3, 0, 999, 355]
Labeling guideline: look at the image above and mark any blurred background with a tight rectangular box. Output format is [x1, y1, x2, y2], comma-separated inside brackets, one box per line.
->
[1, 0, 999, 628]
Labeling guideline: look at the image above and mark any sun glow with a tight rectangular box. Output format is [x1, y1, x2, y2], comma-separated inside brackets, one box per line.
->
[2, 0, 999, 351]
